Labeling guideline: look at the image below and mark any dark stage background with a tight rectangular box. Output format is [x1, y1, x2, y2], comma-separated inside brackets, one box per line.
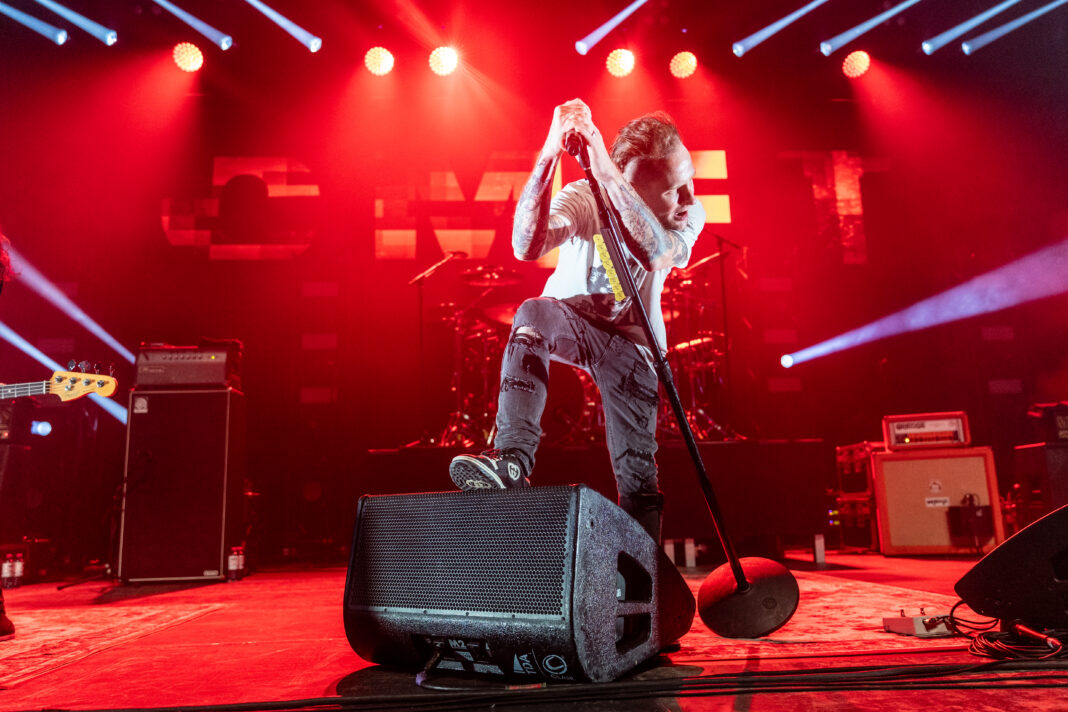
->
[0, 1, 1065, 565]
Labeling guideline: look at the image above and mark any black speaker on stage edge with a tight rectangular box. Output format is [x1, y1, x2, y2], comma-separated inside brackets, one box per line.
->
[955, 504, 1068, 629]
[343, 485, 696, 683]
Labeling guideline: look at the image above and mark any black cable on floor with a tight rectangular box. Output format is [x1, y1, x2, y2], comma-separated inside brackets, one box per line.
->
[17, 659, 1068, 712]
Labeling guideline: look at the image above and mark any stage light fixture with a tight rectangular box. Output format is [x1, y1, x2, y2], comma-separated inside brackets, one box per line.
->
[364, 46, 394, 76]
[732, 0, 832, 57]
[842, 50, 871, 78]
[921, 0, 1022, 55]
[781, 236, 1068, 369]
[820, 0, 927, 56]
[32, 0, 116, 45]
[575, 0, 649, 55]
[429, 46, 458, 76]
[173, 41, 203, 71]
[242, 0, 321, 53]
[606, 48, 635, 77]
[30, 420, 52, 437]
[669, 51, 697, 78]
[962, 0, 1068, 55]
[152, 0, 232, 51]
[7, 246, 136, 367]
[0, 319, 127, 425]
[0, 1, 67, 44]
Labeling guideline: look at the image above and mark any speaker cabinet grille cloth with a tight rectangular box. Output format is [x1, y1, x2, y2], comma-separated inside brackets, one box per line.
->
[344, 485, 695, 683]
[352, 488, 570, 617]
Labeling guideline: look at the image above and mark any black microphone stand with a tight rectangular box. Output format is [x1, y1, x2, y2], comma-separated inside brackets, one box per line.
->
[568, 136, 797, 638]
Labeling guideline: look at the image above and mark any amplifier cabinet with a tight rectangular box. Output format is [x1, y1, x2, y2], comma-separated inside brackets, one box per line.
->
[117, 388, 245, 582]
[1011, 443, 1068, 527]
[871, 447, 1004, 555]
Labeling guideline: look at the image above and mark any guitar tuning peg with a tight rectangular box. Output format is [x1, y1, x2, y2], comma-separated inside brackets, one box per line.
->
[78, 360, 91, 372]
[93, 362, 102, 374]
[68, 359, 76, 370]
[109, 363, 117, 377]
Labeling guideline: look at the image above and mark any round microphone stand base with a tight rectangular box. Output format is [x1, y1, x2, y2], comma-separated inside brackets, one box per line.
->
[697, 557, 799, 639]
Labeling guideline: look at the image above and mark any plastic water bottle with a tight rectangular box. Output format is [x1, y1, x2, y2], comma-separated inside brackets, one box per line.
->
[12, 553, 23, 588]
[1, 554, 12, 589]
[236, 546, 246, 580]
[227, 547, 240, 582]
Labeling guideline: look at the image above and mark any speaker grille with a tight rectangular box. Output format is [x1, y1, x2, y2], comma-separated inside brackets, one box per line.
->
[350, 488, 573, 617]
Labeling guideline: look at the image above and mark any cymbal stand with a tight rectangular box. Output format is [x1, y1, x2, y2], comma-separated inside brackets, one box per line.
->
[406, 253, 466, 446]
[714, 233, 744, 441]
[439, 288, 495, 447]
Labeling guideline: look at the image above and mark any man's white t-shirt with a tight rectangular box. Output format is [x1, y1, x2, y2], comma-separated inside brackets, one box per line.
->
[539, 180, 705, 355]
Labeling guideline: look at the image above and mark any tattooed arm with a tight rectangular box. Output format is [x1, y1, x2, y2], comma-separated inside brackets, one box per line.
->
[512, 151, 565, 260]
[597, 171, 698, 272]
[512, 99, 597, 261]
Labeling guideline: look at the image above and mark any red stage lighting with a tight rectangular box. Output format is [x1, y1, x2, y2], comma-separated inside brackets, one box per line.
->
[670, 51, 697, 78]
[429, 46, 459, 76]
[364, 46, 394, 76]
[173, 42, 204, 72]
[606, 48, 635, 77]
[842, 50, 871, 79]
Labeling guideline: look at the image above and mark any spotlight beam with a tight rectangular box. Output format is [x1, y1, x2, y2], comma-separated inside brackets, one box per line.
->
[242, 0, 321, 53]
[8, 245, 136, 365]
[962, 0, 1068, 55]
[0, 1, 67, 44]
[921, 0, 1023, 54]
[783, 236, 1068, 367]
[152, 0, 232, 51]
[32, 0, 115, 45]
[0, 319, 127, 424]
[575, 0, 649, 56]
[733, 0, 832, 57]
[820, 0, 927, 56]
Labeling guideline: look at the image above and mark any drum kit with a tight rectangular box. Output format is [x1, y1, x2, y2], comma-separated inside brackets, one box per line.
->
[434, 258, 732, 447]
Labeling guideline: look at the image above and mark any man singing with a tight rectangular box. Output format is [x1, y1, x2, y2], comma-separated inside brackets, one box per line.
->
[449, 99, 705, 542]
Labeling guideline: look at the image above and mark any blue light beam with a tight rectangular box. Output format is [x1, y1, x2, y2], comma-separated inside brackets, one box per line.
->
[8, 245, 135, 365]
[921, 0, 1022, 54]
[733, 0, 832, 57]
[32, 0, 116, 45]
[782, 236, 1068, 368]
[152, 0, 232, 50]
[820, 0, 927, 56]
[0, 319, 127, 424]
[962, 0, 1068, 55]
[242, 0, 321, 53]
[0, 1, 67, 44]
[575, 0, 649, 56]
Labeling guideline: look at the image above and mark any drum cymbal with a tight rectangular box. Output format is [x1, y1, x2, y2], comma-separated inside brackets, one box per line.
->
[482, 303, 518, 326]
[672, 332, 725, 356]
[460, 265, 521, 287]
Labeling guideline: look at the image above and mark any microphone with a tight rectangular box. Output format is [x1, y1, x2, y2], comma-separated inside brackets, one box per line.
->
[450, 251, 468, 258]
[564, 131, 585, 157]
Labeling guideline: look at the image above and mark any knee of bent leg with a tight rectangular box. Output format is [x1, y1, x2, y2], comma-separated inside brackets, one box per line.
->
[512, 298, 555, 332]
[512, 325, 542, 347]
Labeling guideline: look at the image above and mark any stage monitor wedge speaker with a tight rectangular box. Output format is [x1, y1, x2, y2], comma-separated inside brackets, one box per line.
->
[343, 485, 695, 683]
[955, 504, 1068, 629]
[117, 388, 245, 583]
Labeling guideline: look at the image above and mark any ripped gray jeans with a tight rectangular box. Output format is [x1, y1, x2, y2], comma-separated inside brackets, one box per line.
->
[493, 297, 661, 509]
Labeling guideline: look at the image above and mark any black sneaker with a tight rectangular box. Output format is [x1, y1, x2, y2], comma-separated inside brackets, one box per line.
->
[450, 449, 530, 491]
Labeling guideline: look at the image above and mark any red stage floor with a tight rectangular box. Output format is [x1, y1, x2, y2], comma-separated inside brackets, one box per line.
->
[1, 552, 1064, 711]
